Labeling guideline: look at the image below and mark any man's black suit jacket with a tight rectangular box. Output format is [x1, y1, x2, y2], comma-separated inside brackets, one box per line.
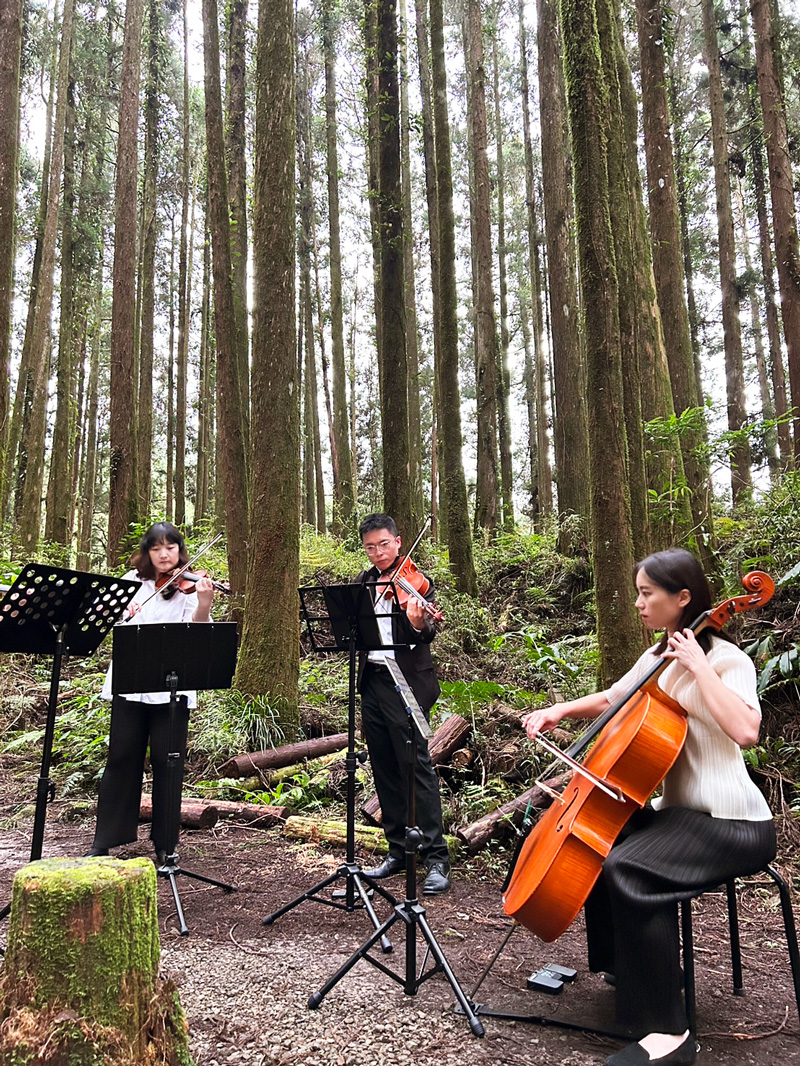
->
[355, 565, 441, 712]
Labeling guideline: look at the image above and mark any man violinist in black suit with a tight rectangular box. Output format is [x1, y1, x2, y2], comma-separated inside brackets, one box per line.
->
[356, 513, 450, 895]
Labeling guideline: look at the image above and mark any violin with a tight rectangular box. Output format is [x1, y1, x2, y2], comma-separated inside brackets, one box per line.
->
[378, 555, 443, 623]
[502, 570, 775, 942]
[374, 516, 444, 623]
[156, 567, 231, 595]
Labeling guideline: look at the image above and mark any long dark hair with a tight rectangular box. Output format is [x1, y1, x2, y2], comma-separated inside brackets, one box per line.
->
[130, 522, 189, 598]
[634, 548, 731, 654]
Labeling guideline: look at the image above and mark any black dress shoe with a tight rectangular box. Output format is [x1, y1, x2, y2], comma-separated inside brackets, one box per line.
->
[85, 847, 109, 857]
[606, 1034, 696, 1066]
[362, 855, 404, 879]
[422, 861, 451, 895]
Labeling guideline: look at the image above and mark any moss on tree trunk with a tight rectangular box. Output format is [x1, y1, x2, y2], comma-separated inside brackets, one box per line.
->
[0, 856, 193, 1065]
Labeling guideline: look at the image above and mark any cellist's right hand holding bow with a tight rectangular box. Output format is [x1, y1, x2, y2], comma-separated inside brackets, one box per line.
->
[522, 691, 613, 740]
[522, 704, 568, 739]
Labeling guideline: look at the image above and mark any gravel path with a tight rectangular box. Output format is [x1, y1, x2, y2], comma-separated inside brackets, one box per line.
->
[164, 930, 603, 1066]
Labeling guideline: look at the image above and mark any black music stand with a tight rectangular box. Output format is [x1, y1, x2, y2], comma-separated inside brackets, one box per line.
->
[262, 583, 396, 952]
[307, 650, 485, 1036]
[0, 564, 141, 920]
[112, 621, 238, 935]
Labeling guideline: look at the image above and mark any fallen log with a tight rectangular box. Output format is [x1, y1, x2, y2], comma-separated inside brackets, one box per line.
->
[207, 799, 289, 826]
[139, 795, 219, 829]
[283, 815, 459, 858]
[455, 774, 567, 853]
[0, 857, 192, 1063]
[219, 732, 349, 778]
[429, 713, 471, 764]
[283, 815, 389, 853]
[139, 794, 287, 828]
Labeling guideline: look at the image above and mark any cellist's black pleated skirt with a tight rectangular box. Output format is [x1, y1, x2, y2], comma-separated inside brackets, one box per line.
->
[584, 805, 776, 1035]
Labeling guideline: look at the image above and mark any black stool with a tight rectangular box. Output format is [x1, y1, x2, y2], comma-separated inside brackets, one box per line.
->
[680, 865, 800, 1032]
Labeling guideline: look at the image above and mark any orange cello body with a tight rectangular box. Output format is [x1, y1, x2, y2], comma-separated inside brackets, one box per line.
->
[503, 680, 687, 941]
[502, 569, 775, 943]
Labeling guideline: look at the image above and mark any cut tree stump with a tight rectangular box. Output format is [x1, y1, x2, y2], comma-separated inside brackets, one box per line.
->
[0, 856, 193, 1065]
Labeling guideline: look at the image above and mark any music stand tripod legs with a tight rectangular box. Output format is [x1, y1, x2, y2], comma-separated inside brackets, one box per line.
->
[262, 630, 393, 954]
[307, 683, 485, 1037]
[156, 673, 236, 937]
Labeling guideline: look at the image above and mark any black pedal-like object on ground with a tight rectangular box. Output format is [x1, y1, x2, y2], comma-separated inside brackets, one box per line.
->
[527, 962, 579, 995]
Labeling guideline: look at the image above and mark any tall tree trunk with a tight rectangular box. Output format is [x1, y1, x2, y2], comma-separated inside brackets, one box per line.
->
[559, 0, 642, 683]
[373, 0, 412, 537]
[108, 0, 143, 564]
[751, 0, 800, 461]
[203, 0, 249, 594]
[531, 0, 588, 548]
[166, 215, 176, 520]
[226, 0, 251, 464]
[594, 0, 650, 559]
[747, 75, 792, 465]
[195, 216, 212, 521]
[137, 0, 162, 519]
[364, 0, 383, 377]
[297, 34, 325, 532]
[491, 25, 514, 531]
[307, 279, 326, 532]
[322, 0, 355, 532]
[519, 21, 553, 523]
[636, 0, 714, 551]
[609, 0, 691, 552]
[19, 0, 76, 555]
[700, 0, 752, 502]
[430, 0, 477, 593]
[467, 0, 499, 537]
[667, 64, 703, 405]
[45, 75, 76, 547]
[519, 281, 539, 518]
[175, 0, 192, 526]
[737, 184, 779, 478]
[77, 254, 103, 570]
[235, 0, 300, 734]
[399, 0, 424, 527]
[0, 0, 22, 505]
[413, 0, 443, 530]
[8, 19, 54, 533]
[176, 179, 196, 526]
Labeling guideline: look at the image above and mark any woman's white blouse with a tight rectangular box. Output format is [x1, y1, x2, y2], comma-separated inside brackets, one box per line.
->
[604, 636, 772, 821]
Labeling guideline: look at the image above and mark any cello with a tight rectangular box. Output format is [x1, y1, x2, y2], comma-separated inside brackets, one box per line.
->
[502, 570, 774, 942]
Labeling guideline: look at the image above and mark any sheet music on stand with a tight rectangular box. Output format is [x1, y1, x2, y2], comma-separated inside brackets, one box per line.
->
[383, 657, 433, 740]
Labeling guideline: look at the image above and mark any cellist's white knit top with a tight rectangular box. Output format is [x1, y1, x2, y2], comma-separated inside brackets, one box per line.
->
[604, 635, 772, 821]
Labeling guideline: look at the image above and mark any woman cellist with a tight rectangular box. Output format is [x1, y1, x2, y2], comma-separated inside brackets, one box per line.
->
[521, 549, 776, 1066]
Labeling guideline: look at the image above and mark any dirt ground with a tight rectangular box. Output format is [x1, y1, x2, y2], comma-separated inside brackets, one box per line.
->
[0, 808, 799, 1066]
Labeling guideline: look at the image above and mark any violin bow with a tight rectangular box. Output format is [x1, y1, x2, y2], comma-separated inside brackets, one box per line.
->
[132, 532, 224, 614]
